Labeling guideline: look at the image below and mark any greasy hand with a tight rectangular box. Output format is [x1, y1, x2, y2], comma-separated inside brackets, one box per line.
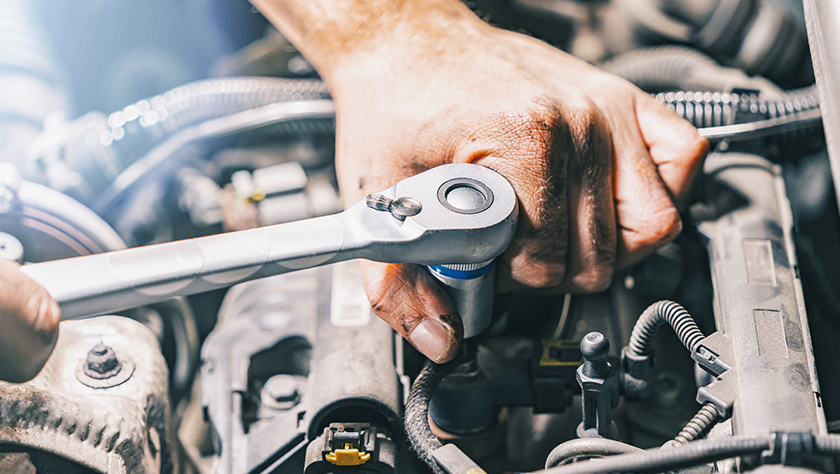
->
[0, 258, 60, 382]
[326, 21, 707, 363]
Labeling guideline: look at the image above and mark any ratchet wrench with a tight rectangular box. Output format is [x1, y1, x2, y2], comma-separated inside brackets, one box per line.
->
[22, 163, 518, 322]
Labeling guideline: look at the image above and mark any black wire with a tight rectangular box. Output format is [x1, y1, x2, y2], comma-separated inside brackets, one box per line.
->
[667, 402, 720, 446]
[404, 359, 456, 474]
[627, 300, 705, 357]
[536, 435, 769, 474]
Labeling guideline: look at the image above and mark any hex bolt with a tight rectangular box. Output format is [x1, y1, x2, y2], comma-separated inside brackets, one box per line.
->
[84, 343, 122, 379]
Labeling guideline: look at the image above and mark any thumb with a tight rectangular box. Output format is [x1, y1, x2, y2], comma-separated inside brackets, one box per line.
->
[358, 260, 462, 363]
[0, 258, 61, 383]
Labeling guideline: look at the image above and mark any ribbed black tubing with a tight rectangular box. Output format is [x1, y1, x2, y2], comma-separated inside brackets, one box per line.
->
[668, 402, 720, 446]
[627, 300, 705, 357]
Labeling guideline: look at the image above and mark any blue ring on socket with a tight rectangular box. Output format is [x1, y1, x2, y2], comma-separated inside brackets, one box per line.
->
[428, 260, 496, 280]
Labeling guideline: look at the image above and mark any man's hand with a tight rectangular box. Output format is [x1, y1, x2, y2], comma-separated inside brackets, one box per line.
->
[0, 258, 60, 382]
[251, 0, 708, 362]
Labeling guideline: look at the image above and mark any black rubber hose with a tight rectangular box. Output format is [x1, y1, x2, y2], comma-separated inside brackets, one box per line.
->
[667, 402, 720, 446]
[600, 45, 779, 94]
[627, 300, 705, 357]
[92, 99, 335, 216]
[536, 435, 770, 474]
[36, 77, 334, 202]
[101, 76, 333, 169]
[600, 46, 822, 158]
[405, 360, 455, 474]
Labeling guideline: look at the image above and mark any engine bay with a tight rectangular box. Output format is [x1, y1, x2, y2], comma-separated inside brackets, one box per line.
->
[1, 0, 840, 473]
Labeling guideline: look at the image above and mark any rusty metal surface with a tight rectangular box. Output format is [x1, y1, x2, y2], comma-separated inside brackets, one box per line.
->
[0, 316, 172, 474]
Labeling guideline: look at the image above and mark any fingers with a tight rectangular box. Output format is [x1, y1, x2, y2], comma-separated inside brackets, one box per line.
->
[611, 94, 696, 267]
[614, 114, 682, 266]
[562, 105, 616, 292]
[0, 258, 60, 383]
[635, 95, 709, 205]
[476, 148, 568, 291]
[472, 103, 616, 293]
[337, 120, 463, 363]
[358, 261, 462, 363]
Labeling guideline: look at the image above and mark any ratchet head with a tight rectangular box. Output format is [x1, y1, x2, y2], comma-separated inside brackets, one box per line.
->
[345, 163, 518, 265]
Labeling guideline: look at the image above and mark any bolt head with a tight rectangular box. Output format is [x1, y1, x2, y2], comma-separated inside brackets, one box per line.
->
[84, 343, 122, 379]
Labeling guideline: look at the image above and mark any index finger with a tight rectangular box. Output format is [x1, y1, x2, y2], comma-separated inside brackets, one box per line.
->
[635, 95, 708, 205]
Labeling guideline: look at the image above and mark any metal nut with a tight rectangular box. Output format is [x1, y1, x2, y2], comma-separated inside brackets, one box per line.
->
[84, 343, 122, 379]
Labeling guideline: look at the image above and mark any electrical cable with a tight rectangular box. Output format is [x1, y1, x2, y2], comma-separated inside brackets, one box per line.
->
[405, 359, 456, 474]
[549, 293, 573, 340]
[536, 433, 840, 473]
[666, 402, 720, 446]
[627, 300, 705, 357]
[545, 438, 643, 468]
[149, 298, 200, 404]
[535, 435, 770, 474]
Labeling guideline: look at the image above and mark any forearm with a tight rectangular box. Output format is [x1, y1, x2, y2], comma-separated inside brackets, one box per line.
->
[249, 0, 484, 82]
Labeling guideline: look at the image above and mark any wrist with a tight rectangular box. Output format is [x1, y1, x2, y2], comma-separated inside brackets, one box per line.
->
[252, 0, 487, 86]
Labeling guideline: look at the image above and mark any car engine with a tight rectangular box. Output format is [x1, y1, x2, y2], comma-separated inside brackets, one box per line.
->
[1, 0, 839, 473]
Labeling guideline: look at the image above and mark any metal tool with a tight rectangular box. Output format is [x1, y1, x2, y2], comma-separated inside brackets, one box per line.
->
[22, 163, 518, 320]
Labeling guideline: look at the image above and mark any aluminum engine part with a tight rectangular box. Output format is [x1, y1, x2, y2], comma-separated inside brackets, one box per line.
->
[692, 153, 826, 442]
[0, 316, 172, 474]
[200, 261, 402, 474]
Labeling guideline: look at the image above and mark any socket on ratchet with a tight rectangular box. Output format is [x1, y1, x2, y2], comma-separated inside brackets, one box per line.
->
[22, 163, 518, 336]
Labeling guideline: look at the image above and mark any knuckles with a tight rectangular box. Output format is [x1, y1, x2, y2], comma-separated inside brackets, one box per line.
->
[627, 204, 683, 252]
[568, 267, 614, 293]
[478, 99, 619, 294]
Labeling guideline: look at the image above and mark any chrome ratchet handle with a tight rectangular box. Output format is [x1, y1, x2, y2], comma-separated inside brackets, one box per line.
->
[22, 163, 518, 319]
[22, 215, 347, 319]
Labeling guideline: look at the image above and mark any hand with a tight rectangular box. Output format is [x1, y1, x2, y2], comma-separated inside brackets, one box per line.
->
[328, 21, 707, 362]
[0, 258, 60, 382]
[250, 0, 707, 363]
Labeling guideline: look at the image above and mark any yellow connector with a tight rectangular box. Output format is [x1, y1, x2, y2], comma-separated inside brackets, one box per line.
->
[324, 444, 371, 466]
[246, 189, 266, 203]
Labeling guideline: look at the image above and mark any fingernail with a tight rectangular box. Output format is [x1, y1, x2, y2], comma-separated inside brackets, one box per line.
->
[48, 299, 61, 325]
[408, 319, 451, 362]
[32, 297, 59, 332]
